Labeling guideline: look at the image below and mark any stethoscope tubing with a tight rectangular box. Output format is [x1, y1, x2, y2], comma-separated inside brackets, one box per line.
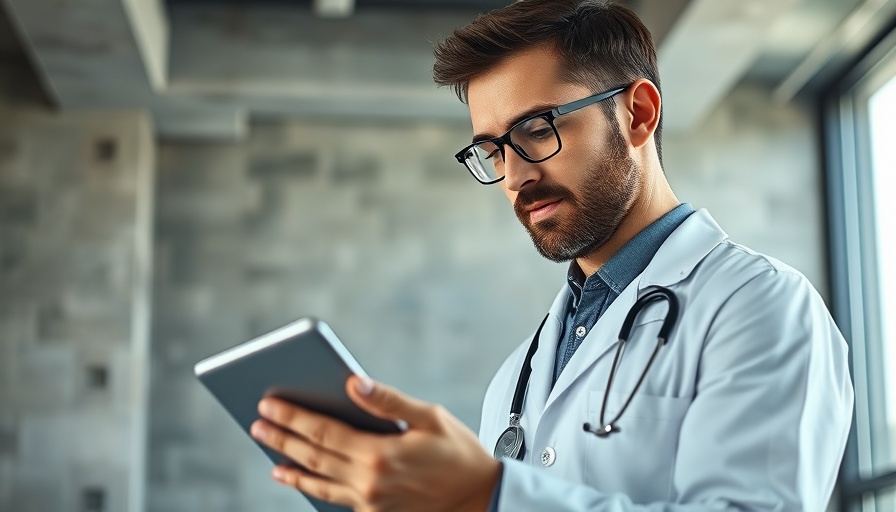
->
[589, 288, 679, 436]
[495, 286, 679, 459]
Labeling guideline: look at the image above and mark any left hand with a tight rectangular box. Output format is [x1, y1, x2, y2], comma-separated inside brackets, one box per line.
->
[250, 376, 502, 512]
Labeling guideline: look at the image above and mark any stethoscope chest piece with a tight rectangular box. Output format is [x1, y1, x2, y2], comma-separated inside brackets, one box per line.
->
[494, 414, 526, 459]
[583, 421, 620, 437]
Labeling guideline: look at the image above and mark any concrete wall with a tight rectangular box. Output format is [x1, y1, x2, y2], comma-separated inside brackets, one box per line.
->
[0, 102, 155, 511]
[147, 83, 828, 512]
[665, 86, 828, 296]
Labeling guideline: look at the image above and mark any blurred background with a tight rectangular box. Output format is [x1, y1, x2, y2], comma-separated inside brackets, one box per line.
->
[0, 0, 895, 511]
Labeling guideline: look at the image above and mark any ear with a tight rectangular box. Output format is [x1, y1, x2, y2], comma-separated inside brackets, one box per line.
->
[623, 79, 661, 150]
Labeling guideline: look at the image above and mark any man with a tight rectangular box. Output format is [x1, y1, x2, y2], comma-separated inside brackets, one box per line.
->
[249, 1, 854, 510]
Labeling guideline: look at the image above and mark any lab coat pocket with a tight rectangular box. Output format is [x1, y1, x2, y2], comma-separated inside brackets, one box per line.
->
[584, 390, 691, 502]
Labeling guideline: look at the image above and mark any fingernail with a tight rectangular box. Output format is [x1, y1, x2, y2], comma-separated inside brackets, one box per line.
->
[251, 422, 268, 441]
[272, 466, 286, 482]
[259, 400, 275, 418]
[355, 377, 374, 396]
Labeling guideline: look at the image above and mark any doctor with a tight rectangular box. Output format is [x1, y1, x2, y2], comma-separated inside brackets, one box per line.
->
[249, 0, 854, 510]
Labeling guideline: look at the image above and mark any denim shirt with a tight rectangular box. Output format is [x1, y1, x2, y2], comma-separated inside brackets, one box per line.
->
[489, 203, 695, 512]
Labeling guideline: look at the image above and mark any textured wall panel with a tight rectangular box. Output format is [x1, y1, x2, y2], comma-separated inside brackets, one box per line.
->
[0, 104, 154, 512]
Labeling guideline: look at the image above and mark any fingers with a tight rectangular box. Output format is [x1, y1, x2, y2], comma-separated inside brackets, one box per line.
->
[346, 376, 438, 428]
[258, 398, 367, 456]
[271, 464, 359, 509]
[251, 420, 354, 481]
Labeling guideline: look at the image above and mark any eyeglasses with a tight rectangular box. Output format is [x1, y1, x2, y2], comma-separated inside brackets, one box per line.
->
[454, 85, 629, 185]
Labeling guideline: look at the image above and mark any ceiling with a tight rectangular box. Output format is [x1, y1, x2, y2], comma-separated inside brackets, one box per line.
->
[2, 0, 894, 139]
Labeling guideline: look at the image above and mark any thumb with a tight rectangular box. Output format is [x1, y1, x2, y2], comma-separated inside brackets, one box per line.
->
[346, 375, 435, 428]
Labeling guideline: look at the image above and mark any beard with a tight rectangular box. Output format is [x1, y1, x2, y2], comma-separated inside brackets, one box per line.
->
[513, 127, 639, 262]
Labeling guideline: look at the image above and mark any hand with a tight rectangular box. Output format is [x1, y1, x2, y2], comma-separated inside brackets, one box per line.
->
[250, 376, 502, 512]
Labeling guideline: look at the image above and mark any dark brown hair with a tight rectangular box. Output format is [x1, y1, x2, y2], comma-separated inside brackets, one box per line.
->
[433, 0, 664, 164]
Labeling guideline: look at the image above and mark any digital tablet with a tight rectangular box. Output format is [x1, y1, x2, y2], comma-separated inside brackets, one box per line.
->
[194, 317, 403, 512]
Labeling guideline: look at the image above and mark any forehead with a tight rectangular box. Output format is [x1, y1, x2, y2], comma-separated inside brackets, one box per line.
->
[467, 45, 590, 135]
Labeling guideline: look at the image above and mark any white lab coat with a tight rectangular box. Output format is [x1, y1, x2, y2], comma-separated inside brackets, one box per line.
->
[479, 209, 854, 511]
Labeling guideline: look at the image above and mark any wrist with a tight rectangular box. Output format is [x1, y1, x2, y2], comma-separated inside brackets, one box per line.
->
[459, 458, 502, 512]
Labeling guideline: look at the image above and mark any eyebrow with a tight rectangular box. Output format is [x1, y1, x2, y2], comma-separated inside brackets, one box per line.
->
[472, 102, 558, 143]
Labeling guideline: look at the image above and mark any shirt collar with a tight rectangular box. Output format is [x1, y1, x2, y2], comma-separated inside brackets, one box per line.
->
[566, 203, 695, 306]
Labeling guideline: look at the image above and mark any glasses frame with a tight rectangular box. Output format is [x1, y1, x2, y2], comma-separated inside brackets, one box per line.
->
[454, 85, 629, 185]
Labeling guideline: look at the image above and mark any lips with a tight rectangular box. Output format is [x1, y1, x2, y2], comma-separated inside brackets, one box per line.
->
[525, 198, 563, 223]
[513, 183, 573, 225]
[523, 198, 561, 213]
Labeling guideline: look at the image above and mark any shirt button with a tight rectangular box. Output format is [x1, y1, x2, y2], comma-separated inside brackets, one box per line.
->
[575, 326, 587, 338]
[541, 447, 556, 467]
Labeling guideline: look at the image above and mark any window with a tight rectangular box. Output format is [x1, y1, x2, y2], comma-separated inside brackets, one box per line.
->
[826, 26, 896, 510]
[869, 78, 896, 470]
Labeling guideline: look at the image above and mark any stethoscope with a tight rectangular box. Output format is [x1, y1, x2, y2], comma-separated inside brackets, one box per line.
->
[494, 286, 680, 460]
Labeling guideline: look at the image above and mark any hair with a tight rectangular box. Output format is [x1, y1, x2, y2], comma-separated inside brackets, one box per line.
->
[433, 0, 664, 166]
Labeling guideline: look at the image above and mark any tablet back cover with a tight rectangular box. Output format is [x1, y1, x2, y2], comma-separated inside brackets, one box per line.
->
[194, 317, 399, 512]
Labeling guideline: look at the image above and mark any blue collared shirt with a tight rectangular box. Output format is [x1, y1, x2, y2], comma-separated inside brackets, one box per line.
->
[488, 203, 695, 512]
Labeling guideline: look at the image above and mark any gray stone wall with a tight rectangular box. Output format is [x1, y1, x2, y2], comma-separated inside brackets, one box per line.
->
[148, 84, 828, 512]
[0, 103, 155, 512]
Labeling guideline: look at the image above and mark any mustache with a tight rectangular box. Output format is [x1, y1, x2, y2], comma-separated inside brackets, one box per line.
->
[514, 183, 575, 215]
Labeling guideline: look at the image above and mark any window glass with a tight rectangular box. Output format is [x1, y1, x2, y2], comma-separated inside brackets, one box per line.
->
[865, 486, 896, 511]
[869, 72, 896, 474]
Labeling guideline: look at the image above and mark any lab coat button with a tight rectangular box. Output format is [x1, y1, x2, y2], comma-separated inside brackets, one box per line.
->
[541, 447, 556, 467]
[575, 326, 587, 338]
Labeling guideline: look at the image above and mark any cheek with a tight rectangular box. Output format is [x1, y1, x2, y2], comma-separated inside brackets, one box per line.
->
[562, 115, 618, 160]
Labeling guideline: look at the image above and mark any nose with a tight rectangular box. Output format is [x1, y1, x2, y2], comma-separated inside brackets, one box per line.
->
[501, 147, 541, 192]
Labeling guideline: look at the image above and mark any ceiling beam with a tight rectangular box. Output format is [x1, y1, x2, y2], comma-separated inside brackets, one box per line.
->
[773, 0, 896, 103]
[658, 0, 803, 132]
[121, 0, 169, 91]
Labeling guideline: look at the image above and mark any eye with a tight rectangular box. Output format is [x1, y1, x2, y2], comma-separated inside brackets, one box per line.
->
[475, 142, 501, 161]
[517, 118, 554, 142]
[528, 127, 554, 140]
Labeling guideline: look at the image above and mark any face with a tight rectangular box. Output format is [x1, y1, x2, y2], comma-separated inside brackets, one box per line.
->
[466, 46, 640, 262]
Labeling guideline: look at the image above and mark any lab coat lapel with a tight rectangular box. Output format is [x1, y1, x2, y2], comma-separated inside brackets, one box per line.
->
[545, 284, 637, 408]
[522, 286, 567, 425]
[542, 209, 728, 412]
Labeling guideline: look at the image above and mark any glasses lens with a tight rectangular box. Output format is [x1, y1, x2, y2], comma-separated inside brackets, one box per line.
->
[464, 141, 502, 183]
[460, 116, 560, 184]
[509, 117, 560, 162]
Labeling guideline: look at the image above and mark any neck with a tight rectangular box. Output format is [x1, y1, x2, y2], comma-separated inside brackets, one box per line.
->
[575, 165, 679, 277]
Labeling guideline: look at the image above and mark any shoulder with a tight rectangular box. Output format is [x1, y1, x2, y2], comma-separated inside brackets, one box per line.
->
[645, 209, 817, 301]
[685, 239, 842, 357]
[682, 238, 828, 320]
[698, 239, 810, 288]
